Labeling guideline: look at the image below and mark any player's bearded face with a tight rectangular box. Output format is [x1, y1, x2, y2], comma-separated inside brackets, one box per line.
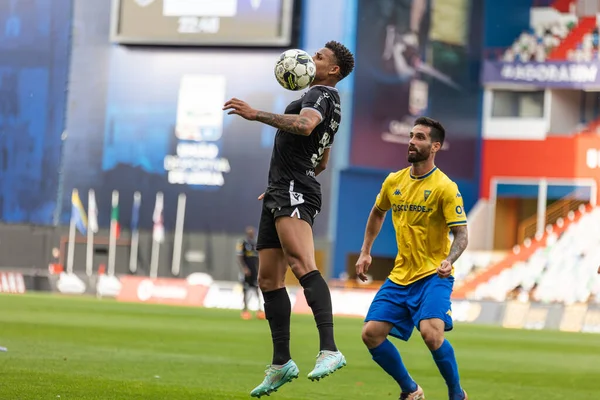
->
[407, 143, 430, 163]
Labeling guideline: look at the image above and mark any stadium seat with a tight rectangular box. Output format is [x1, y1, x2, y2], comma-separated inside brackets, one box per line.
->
[500, 13, 580, 61]
[468, 207, 600, 304]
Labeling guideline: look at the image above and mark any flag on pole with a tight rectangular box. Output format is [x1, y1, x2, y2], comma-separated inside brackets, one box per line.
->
[71, 190, 88, 235]
[131, 192, 141, 234]
[111, 194, 121, 239]
[88, 190, 99, 234]
[153, 192, 164, 243]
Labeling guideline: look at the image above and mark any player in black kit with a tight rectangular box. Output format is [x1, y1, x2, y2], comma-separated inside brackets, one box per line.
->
[223, 41, 355, 398]
[237, 226, 265, 320]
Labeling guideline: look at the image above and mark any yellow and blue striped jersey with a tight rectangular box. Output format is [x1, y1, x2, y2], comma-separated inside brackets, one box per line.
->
[375, 166, 467, 285]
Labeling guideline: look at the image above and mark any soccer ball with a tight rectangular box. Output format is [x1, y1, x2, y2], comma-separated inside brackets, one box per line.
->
[274, 49, 316, 91]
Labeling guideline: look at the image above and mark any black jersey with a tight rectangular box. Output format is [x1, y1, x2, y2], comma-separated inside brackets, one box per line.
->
[267, 85, 341, 196]
[236, 238, 258, 270]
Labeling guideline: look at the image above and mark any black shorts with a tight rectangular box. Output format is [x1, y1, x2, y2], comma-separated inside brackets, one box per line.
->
[242, 267, 258, 288]
[257, 189, 321, 250]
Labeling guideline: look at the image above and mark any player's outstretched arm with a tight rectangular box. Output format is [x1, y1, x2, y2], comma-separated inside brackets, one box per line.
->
[437, 225, 469, 278]
[223, 98, 321, 136]
[356, 206, 387, 282]
[256, 109, 321, 136]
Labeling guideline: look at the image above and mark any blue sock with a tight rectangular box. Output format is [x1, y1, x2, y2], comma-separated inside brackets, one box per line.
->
[369, 339, 417, 393]
[431, 339, 464, 399]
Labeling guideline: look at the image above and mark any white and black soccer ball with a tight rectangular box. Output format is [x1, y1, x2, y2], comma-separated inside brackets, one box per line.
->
[274, 49, 316, 91]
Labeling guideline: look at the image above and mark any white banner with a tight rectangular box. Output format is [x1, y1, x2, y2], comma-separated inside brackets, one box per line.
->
[164, 0, 237, 18]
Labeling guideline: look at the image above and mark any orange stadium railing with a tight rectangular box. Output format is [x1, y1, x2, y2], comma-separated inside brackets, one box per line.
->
[517, 195, 587, 243]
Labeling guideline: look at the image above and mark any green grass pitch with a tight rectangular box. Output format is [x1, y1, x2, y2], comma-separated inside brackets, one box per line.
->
[1, 293, 599, 399]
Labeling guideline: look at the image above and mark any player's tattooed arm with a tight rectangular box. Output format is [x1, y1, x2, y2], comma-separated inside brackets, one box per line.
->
[447, 225, 469, 264]
[223, 98, 321, 135]
[255, 109, 321, 136]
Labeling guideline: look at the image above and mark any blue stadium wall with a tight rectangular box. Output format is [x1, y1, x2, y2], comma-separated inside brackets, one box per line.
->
[0, 0, 72, 225]
[484, 0, 533, 48]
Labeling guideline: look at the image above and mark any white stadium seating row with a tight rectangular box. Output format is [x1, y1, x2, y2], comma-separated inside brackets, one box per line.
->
[468, 206, 600, 305]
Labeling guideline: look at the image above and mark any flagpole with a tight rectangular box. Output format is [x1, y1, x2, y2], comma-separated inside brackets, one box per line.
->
[171, 193, 186, 276]
[150, 192, 163, 279]
[108, 190, 119, 276]
[86, 189, 95, 277]
[150, 239, 159, 279]
[67, 189, 77, 275]
[129, 191, 141, 274]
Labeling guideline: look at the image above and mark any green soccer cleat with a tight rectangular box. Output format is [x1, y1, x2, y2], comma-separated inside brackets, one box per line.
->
[307, 350, 346, 381]
[250, 360, 299, 398]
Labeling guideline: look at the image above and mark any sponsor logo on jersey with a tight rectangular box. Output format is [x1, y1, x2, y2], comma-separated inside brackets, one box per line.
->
[392, 203, 433, 213]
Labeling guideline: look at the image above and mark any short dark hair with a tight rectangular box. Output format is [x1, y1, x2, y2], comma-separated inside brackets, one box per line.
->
[414, 116, 445, 146]
[325, 40, 355, 80]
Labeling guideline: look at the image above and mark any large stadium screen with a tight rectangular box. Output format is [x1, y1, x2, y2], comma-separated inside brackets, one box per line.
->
[110, 0, 295, 47]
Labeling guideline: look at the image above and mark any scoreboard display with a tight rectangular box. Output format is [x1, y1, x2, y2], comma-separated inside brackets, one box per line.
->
[110, 0, 295, 47]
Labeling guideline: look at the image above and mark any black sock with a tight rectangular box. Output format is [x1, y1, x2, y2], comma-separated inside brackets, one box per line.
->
[242, 287, 249, 311]
[299, 270, 337, 352]
[262, 287, 291, 365]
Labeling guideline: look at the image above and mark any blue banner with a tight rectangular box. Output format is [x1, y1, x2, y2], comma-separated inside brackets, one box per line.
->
[482, 60, 600, 88]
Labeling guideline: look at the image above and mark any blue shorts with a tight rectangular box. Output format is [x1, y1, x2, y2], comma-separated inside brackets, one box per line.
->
[365, 274, 454, 341]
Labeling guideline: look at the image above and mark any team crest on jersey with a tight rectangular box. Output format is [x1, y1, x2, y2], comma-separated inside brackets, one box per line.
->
[424, 190, 432, 200]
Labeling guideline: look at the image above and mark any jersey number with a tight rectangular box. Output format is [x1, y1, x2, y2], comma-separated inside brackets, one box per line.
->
[311, 132, 331, 167]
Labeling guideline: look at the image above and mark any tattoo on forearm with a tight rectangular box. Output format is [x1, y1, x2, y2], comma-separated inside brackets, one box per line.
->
[447, 226, 468, 264]
[256, 111, 313, 135]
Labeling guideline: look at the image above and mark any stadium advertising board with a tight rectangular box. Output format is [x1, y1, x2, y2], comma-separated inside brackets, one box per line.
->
[483, 60, 600, 89]
[116, 275, 209, 306]
[0, 272, 26, 294]
[47, 272, 122, 297]
[349, 0, 481, 180]
[47, 272, 600, 336]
